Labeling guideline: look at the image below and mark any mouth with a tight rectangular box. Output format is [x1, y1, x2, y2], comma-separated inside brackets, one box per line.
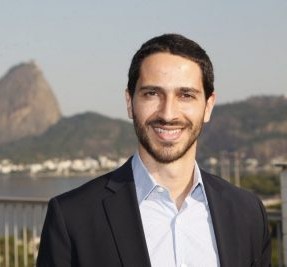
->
[153, 126, 183, 141]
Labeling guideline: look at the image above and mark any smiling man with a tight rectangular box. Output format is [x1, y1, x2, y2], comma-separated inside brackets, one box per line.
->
[37, 34, 271, 267]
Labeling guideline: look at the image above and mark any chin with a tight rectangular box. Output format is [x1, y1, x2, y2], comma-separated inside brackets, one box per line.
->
[146, 144, 194, 164]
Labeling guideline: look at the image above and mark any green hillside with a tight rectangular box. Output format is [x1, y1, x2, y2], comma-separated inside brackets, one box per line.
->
[0, 112, 137, 162]
[198, 95, 287, 162]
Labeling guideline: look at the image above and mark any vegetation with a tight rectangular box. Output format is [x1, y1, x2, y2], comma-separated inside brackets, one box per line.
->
[240, 172, 280, 196]
[198, 95, 287, 163]
[0, 233, 35, 267]
[0, 112, 137, 163]
[269, 220, 284, 267]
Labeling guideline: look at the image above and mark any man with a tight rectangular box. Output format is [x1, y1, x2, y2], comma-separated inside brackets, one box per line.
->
[37, 34, 271, 267]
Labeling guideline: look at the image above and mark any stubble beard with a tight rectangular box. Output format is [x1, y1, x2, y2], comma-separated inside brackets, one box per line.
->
[132, 112, 204, 164]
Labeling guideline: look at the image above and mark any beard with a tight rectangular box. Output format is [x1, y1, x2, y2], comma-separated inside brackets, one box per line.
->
[132, 112, 204, 164]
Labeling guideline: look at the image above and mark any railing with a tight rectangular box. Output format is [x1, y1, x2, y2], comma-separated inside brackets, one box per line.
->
[0, 198, 284, 267]
[0, 198, 48, 267]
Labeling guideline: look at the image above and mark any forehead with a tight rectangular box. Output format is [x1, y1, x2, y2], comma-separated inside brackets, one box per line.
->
[138, 52, 203, 87]
[140, 52, 201, 74]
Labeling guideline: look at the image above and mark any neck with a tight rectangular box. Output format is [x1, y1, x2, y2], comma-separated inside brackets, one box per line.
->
[138, 145, 197, 209]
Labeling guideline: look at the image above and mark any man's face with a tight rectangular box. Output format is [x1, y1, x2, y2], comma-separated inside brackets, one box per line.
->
[126, 52, 215, 164]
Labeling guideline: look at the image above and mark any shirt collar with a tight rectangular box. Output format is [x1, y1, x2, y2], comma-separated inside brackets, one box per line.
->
[131, 152, 209, 206]
[132, 152, 157, 204]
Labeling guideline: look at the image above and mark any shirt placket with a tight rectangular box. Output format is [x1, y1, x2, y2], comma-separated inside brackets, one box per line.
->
[174, 203, 190, 267]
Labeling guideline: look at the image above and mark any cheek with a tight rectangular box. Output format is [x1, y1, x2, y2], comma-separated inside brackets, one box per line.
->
[180, 105, 206, 122]
[132, 105, 149, 124]
[180, 104, 200, 115]
[133, 100, 158, 120]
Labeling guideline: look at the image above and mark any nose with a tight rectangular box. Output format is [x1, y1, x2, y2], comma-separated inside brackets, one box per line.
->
[157, 95, 179, 122]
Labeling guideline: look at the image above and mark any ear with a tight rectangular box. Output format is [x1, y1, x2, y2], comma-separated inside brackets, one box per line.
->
[203, 93, 216, 123]
[125, 89, 133, 119]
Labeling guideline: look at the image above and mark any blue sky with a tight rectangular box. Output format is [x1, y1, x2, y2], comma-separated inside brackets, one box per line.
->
[1, 0, 286, 119]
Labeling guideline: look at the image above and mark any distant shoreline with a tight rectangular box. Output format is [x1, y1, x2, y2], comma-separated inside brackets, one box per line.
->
[0, 170, 108, 179]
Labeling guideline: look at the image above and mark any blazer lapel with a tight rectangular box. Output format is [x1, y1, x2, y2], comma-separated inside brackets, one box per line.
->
[103, 159, 151, 267]
[201, 170, 240, 267]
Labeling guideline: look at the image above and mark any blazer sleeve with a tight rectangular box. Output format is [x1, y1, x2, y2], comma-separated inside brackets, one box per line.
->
[37, 198, 72, 267]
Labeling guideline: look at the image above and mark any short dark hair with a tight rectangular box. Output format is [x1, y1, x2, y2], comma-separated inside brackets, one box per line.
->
[127, 33, 214, 99]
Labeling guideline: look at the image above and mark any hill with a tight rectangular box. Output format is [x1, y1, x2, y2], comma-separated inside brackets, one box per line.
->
[0, 112, 137, 162]
[0, 61, 61, 145]
[198, 95, 287, 162]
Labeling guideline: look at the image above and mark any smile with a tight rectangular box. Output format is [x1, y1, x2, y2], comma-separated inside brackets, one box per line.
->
[153, 127, 183, 141]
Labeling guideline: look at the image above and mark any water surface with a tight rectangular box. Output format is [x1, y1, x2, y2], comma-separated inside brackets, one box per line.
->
[0, 173, 99, 199]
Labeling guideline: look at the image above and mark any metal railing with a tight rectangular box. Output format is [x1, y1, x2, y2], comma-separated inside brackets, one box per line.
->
[0, 198, 48, 267]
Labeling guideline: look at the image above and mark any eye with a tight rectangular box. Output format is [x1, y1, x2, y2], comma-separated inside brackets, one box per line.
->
[144, 90, 158, 97]
[180, 93, 196, 100]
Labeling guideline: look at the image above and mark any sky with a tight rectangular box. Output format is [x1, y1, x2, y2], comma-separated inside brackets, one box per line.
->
[1, 0, 286, 120]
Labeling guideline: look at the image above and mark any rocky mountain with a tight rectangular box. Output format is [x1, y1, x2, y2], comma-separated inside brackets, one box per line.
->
[0, 61, 61, 145]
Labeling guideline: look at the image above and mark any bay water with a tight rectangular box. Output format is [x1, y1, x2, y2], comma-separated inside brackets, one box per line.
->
[0, 173, 102, 199]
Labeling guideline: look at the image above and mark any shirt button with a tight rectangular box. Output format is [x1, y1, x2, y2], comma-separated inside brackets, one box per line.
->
[156, 186, 165, 193]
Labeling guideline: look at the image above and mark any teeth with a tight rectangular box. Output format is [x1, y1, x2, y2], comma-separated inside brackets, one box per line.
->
[155, 128, 181, 134]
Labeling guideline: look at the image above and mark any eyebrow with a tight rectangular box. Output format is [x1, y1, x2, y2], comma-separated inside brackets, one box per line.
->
[179, 87, 201, 94]
[138, 85, 201, 94]
[138, 85, 162, 91]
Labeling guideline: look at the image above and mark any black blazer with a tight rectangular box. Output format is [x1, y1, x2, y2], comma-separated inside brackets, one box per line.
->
[37, 158, 271, 267]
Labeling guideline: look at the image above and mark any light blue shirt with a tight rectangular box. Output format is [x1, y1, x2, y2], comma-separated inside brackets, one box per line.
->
[132, 152, 220, 267]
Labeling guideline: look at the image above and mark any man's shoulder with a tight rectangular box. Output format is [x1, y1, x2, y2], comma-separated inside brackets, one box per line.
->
[51, 170, 113, 210]
[52, 158, 133, 208]
[200, 169, 263, 207]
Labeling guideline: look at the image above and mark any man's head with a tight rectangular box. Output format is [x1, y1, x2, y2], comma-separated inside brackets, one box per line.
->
[127, 33, 214, 100]
[126, 34, 215, 164]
